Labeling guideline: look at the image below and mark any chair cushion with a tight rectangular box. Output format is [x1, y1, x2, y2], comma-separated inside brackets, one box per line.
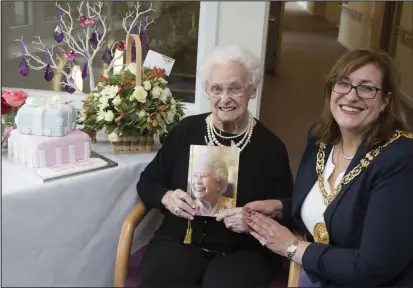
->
[125, 246, 289, 287]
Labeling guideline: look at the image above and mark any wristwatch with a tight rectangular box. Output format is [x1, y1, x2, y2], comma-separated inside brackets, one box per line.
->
[286, 239, 300, 260]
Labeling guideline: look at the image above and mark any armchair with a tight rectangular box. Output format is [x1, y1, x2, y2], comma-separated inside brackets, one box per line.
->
[114, 201, 303, 288]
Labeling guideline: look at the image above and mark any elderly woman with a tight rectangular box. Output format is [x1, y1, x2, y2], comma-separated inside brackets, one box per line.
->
[136, 45, 293, 288]
[191, 156, 235, 216]
[245, 49, 413, 286]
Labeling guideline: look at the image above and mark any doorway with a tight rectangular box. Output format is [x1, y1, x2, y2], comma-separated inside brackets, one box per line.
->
[379, 1, 403, 56]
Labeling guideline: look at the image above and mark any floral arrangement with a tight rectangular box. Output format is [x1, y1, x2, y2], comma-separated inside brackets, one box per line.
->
[78, 63, 185, 142]
[1, 90, 28, 145]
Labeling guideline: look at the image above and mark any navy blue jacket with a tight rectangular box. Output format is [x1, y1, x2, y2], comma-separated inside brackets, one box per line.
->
[292, 129, 413, 286]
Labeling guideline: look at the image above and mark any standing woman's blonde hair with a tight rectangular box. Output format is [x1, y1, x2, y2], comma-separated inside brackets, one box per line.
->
[313, 49, 410, 149]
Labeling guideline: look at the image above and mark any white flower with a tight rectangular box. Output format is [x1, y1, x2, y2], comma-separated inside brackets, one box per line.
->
[56, 117, 64, 127]
[151, 86, 163, 99]
[104, 110, 114, 122]
[132, 85, 148, 103]
[143, 81, 152, 91]
[101, 85, 119, 98]
[170, 98, 176, 105]
[98, 95, 109, 110]
[97, 109, 106, 121]
[166, 109, 176, 124]
[113, 95, 122, 106]
[93, 92, 100, 98]
[43, 128, 51, 137]
[127, 63, 137, 75]
[138, 110, 146, 119]
[158, 78, 168, 84]
[160, 88, 172, 102]
[108, 131, 120, 142]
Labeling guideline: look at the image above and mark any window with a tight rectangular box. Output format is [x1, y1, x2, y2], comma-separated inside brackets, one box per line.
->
[2, 1, 199, 104]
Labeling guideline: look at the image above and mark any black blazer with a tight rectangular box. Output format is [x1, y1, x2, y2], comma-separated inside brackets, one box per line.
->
[292, 129, 413, 286]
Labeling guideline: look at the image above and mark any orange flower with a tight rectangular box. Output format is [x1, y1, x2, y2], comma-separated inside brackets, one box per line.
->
[153, 67, 166, 78]
[124, 76, 136, 87]
[97, 75, 107, 82]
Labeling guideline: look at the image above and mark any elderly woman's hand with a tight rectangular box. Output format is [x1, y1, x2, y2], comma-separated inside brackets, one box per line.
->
[161, 189, 197, 220]
[245, 210, 296, 256]
[215, 208, 250, 233]
[244, 199, 283, 218]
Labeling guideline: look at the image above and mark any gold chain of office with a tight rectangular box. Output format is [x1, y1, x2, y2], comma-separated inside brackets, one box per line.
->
[313, 130, 413, 244]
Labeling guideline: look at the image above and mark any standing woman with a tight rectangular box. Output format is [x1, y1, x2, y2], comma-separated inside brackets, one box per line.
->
[245, 49, 413, 286]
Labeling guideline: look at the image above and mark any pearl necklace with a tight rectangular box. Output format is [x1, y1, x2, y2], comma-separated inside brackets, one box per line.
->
[200, 197, 221, 216]
[204, 113, 255, 152]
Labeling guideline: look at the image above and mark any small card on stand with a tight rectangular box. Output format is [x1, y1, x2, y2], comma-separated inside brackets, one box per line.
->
[143, 50, 175, 76]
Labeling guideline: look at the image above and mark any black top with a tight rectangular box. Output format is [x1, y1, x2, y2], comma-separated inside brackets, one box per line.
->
[137, 113, 293, 253]
[293, 128, 413, 286]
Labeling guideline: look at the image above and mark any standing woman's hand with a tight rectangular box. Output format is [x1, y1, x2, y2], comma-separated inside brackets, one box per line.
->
[161, 189, 197, 220]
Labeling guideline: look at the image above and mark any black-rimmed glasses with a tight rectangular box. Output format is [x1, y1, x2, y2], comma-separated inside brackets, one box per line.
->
[332, 80, 382, 99]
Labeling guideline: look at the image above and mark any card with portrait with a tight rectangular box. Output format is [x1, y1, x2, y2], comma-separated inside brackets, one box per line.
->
[187, 145, 240, 217]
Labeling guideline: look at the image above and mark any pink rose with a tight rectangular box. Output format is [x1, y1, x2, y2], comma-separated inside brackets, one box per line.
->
[2, 90, 28, 107]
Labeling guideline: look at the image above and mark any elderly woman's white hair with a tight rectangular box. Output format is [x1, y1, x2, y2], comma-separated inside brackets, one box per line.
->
[194, 155, 229, 194]
[198, 45, 263, 89]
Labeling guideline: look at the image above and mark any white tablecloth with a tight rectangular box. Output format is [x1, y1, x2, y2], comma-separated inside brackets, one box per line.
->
[1, 137, 163, 287]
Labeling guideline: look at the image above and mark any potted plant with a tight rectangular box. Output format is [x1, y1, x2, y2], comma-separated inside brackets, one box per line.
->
[78, 35, 185, 153]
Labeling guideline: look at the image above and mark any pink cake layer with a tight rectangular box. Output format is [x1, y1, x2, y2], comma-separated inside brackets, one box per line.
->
[10, 129, 91, 168]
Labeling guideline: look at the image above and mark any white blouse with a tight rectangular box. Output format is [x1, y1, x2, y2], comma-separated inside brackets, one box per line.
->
[301, 147, 345, 236]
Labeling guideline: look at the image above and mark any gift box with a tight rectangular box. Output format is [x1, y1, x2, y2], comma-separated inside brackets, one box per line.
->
[15, 96, 77, 137]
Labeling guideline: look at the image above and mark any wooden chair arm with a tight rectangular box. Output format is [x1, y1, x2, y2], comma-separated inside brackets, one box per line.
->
[288, 232, 305, 287]
[114, 201, 147, 288]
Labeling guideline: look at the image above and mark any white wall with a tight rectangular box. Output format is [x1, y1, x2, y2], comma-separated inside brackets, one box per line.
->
[194, 1, 270, 119]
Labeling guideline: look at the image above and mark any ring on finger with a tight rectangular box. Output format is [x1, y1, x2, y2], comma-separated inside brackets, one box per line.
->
[174, 206, 180, 214]
[259, 238, 267, 246]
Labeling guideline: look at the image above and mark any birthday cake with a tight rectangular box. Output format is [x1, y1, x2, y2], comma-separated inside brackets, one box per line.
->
[15, 96, 77, 137]
[8, 95, 102, 170]
[8, 129, 91, 168]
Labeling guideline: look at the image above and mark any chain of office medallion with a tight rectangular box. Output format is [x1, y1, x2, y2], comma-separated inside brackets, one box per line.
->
[316, 130, 413, 206]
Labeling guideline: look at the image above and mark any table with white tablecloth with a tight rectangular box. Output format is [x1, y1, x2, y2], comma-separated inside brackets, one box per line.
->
[1, 138, 164, 287]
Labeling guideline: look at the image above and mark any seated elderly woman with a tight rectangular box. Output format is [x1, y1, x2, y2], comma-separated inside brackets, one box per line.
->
[244, 49, 413, 286]
[190, 156, 235, 216]
[136, 45, 293, 288]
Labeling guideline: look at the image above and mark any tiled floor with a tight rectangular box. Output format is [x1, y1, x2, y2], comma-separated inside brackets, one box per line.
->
[260, 2, 347, 176]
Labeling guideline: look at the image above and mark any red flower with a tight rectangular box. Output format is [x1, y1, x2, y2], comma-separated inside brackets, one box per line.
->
[117, 40, 126, 52]
[2, 90, 28, 107]
[1, 96, 12, 114]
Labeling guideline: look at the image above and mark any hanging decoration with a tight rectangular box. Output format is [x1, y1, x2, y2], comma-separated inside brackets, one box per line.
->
[16, 2, 154, 94]
[54, 7, 64, 43]
[19, 40, 29, 76]
[44, 47, 54, 82]
[81, 57, 88, 80]
[101, 34, 113, 64]
[89, 31, 99, 49]
[63, 50, 76, 61]
[117, 40, 126, 52]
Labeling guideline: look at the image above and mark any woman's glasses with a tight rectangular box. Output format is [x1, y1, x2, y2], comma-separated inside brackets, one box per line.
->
[332, 80, 382, 99]
[206, 85, 246, 98]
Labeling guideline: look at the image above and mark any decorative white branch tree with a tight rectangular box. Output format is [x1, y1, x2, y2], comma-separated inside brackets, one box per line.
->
[16, 1, 154, 94]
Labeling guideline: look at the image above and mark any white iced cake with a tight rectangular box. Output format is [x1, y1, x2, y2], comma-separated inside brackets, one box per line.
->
[8, 129, 91, 168]
[15, 96, 77, 137]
